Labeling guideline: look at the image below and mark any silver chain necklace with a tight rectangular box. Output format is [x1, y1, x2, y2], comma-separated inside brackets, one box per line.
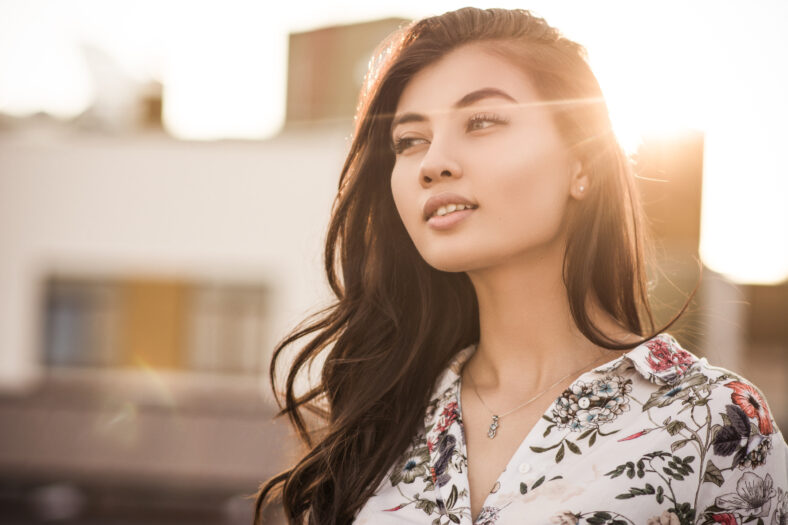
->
[465, 353, 611, 439]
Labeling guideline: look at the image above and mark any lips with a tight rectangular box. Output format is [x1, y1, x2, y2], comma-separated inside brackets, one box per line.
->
[422, 192, 478, 221]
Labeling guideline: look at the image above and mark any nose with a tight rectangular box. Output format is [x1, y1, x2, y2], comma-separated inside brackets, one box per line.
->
[419, 140, 462, 187]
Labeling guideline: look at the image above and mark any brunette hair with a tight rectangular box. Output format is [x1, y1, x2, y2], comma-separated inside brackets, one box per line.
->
[253, 7, 699, 524]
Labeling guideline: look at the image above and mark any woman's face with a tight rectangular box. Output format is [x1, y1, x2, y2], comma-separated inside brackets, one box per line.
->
[389, 43, 585, 273]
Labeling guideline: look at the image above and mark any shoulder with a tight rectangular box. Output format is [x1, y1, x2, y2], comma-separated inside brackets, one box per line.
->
[614, 333, 784, 450]
[599, 334, 779, 430]
[610, 333, 788, 523]
[690, 360, 788, 523]
[638, 334, 782, 442]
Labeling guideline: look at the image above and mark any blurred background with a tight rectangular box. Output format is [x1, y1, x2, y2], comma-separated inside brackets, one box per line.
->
[0, 0, 786, 523]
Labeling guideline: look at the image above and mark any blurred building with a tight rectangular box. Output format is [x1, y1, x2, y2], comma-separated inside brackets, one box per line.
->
[633, 131, 787, 417]
[0, 17, 406, 524]
[0, 13, 786, 525]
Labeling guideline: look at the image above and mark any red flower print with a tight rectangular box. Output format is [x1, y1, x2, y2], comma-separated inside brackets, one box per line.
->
[645, 338, 695, 374]
[726, 381, 774, 435]
[711, 513, 738, 525]
[427, 400, 458, 454]
[618, 429, 651, 442]
[435, 401, 459, 434]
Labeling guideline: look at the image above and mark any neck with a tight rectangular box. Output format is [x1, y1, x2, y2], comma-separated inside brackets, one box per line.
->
[463, 239, 640, 397]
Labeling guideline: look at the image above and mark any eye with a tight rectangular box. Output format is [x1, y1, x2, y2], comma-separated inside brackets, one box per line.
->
[391, 136, 428, 155]
[467, 112, 508, 132]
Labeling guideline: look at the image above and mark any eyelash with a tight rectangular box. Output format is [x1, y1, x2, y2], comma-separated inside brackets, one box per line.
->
[391, 136, 425, 155]
[467, 112, 508, 131]
[391, 112, 509, 154]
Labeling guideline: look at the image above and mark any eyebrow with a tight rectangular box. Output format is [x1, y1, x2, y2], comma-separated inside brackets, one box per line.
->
[390, 87, 518, 134]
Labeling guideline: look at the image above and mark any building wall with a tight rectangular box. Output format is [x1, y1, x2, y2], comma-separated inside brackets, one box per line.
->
[0, 122, 354, 523]
[0, 123, 350, 392]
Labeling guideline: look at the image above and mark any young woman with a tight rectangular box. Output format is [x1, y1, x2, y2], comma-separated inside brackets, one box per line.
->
[254, 7, 788, 525]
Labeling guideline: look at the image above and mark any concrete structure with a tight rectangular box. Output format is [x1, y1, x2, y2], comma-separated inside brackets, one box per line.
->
[0, 16, 407, 523]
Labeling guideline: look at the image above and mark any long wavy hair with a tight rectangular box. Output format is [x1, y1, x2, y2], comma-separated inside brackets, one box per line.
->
[253, 7, 699, 524]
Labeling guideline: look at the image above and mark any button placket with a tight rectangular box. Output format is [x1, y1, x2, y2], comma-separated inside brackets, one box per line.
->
[492, 432, 553, 496]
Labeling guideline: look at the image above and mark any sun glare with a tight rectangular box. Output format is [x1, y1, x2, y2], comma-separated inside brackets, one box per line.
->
[161, 18, 287, 141]
[700, 114, 788, 285]
[1, 1, 786, 282]
[573, 2, 788, 285]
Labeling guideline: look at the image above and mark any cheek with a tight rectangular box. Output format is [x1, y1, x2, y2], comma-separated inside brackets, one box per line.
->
[475, 139, 570, 233]
[487, 131, 569, 197]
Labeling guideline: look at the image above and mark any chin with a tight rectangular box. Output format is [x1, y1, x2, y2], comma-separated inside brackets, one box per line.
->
[426, 261, 471, 273]
[419, 250, 484, 274]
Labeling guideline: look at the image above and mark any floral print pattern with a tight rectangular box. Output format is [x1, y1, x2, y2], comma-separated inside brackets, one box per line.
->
[553, 375, 633, 432]
[645, 337, 696, 381]
[714, 472, 775, 518]
[353, 333, 788, 525]
[390, 444, 431, 485]
[727, 381, 775, 435]
[773, 488, 788, 525]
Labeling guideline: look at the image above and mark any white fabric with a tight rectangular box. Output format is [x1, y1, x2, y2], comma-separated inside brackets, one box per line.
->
[354, 333, 788, 525]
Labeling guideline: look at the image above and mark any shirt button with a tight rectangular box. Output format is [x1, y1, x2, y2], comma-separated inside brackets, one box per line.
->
[578, 397, 590, 409]
[518, 462, 532, 474]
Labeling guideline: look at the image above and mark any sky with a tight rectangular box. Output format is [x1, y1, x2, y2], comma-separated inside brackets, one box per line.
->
[0, 0, 787, 284]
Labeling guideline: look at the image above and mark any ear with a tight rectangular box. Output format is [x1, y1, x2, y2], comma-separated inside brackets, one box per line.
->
[569, 159, 588, 200]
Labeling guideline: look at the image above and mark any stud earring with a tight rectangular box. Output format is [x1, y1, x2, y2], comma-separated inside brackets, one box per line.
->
[579, 185, 585, 192]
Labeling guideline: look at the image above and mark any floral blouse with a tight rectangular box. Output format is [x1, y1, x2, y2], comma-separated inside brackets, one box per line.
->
[353, 333, 788, 525]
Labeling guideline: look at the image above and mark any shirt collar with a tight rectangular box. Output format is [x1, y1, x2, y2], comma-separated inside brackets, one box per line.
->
[591, 332, 699, 385]
[427, 332, 699, 407]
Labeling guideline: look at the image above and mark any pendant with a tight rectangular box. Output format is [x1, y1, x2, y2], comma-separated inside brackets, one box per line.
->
[487, 415, 500, 439]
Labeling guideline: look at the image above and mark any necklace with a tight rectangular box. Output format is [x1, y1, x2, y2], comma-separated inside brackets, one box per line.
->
[465, 351, 612, 439]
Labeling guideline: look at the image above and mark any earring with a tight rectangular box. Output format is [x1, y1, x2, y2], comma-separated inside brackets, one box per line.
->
[579, 185, 585, 192]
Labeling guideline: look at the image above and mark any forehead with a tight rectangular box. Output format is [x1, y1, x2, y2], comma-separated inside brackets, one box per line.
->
[395, 43, 540, 114]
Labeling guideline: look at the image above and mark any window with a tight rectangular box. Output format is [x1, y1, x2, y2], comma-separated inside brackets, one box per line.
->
[42, 275, 269, 375]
